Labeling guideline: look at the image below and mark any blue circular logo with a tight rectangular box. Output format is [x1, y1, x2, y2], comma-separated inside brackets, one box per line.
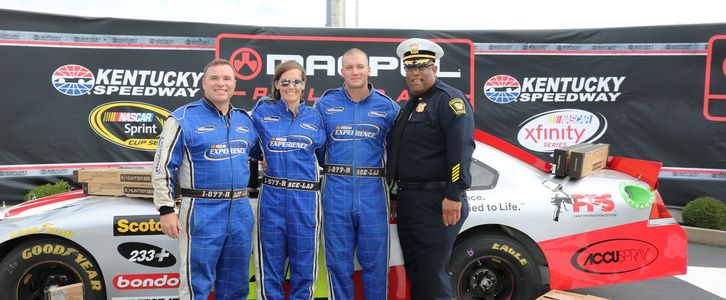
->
[52, 64, 95, 96]
[483, 75, 520, 104]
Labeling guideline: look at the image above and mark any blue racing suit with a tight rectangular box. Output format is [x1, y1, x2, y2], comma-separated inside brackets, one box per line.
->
[313, 84, 399, 300]
[152, 98, 258, 300]
[250, 97, 326, 300]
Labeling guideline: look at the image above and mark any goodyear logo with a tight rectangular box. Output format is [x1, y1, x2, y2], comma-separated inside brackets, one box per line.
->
[9, 223, 73, 239]
[114, 215, 163, 236]
[89, 102, 170, 151]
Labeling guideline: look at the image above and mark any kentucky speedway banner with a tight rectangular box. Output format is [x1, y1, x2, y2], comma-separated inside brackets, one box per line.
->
[0, 9, 724, 205]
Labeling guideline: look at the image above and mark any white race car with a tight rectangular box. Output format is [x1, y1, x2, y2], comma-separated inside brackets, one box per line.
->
[0, 130, 687, 300]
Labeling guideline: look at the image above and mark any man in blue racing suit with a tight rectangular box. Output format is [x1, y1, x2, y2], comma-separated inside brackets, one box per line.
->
[250, 60, 326, 300]
[313, 48, 399, 300]
[153, 59, 258, 300]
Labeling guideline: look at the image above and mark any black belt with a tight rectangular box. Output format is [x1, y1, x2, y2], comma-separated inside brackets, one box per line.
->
[323, 164, 385, 177]
[262, 175, 320, 191]
[397, 181, 448, 190]
[181, 188, 248, 199]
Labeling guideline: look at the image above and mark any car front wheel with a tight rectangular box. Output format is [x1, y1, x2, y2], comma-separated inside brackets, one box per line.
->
[450, 233, 545, 300]
[0, 238, 106, 300]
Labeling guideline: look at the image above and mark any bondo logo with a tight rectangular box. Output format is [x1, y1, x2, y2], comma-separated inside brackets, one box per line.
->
[51, 65, 202, 97]
[483, 75, 520, 104]
[89, 102, 170, 151]
[117, 242, 176, 268]
[114, 215, 163, 236]
[114, 273, 180, 290]
[230, 47, 262, 80]
[517, 109, 607, 153]
[52, 64, 95, 96]
[483, 74, 626, 103]
[571, 239, 658, 274]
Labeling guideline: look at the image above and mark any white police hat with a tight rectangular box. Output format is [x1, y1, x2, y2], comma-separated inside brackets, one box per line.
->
[396, 38, 444, 66]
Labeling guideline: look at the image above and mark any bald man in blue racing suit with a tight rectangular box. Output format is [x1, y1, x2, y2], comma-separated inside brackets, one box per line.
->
[313, 48, 399, 300]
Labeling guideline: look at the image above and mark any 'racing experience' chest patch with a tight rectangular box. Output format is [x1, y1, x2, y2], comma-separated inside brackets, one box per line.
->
[267, 135, 313, 152]
[331, 124, 380, 141]
[204, 139, 248, 160]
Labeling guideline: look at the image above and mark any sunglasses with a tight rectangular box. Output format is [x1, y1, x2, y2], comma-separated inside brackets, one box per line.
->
[280, 79, 303, 87]
[403, 63, 435, 73]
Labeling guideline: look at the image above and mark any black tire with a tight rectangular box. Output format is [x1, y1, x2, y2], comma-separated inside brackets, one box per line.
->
[450, 234, 544, 300]
[0, 238, 106, 300]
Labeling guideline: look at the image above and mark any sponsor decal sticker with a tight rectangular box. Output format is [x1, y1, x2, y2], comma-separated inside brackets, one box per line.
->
[114, 215, 163, 236]
[571, 239, 659, 274]
[113, 273, 180, 290]
[619, 182, 655, 209]
[117, 242, 176, 268]
[235, 125, 250, 133]
[9, 223, 73, 239]
[262, 116, 281, 122]
[267, 135, 313, 152]
[89, 102, 170, 151]
[572, 194, 617, 217]
[331, 124, 380, 141]
[517, 109, 607, 152]
[21, 244, 103, 290]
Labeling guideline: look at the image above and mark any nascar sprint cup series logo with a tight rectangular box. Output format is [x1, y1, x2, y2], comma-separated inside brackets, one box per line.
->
[517, 109, 608, 153]
[89, 102, 171, 151]
[52, 64, 203, 97]
[484, 74, 626, 103]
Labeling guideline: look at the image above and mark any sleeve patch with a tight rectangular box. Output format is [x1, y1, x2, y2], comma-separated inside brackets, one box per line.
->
[449, 98, 466, 115]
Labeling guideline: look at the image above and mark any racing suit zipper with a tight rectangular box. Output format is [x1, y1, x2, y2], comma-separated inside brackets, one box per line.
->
[352, 101, 358, 213]
[225, 113, 233, 223]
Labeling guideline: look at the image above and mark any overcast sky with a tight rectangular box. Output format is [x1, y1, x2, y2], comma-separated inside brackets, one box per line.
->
[1, 0, 724, 30]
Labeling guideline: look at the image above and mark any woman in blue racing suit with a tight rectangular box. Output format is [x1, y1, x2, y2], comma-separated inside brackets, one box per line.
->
[250, 60, 326, 300]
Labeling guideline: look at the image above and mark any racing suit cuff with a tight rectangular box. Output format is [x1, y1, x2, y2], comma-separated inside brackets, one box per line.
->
[159, 206, 175, 216]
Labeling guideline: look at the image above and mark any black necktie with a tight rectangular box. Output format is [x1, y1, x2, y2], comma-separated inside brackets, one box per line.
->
[386, 98, 417, 184]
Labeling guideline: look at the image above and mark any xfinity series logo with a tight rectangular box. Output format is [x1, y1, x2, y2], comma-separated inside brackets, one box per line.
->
[484, 74, 626, 103]
[267, 135, 313, 152]
[517, 109, 607, 152]
[204, 140, 249, 160]
[51, 64, 203, 97]
[571, 239, 658, 274]
[332, 124, 380, 141]
[89, 102, 170, 151]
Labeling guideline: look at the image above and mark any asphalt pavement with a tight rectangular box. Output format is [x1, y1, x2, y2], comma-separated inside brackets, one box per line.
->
[572, 243, 726, 300]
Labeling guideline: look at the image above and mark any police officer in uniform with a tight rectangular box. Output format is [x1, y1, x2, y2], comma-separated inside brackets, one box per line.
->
[387, 38, 475, 300]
